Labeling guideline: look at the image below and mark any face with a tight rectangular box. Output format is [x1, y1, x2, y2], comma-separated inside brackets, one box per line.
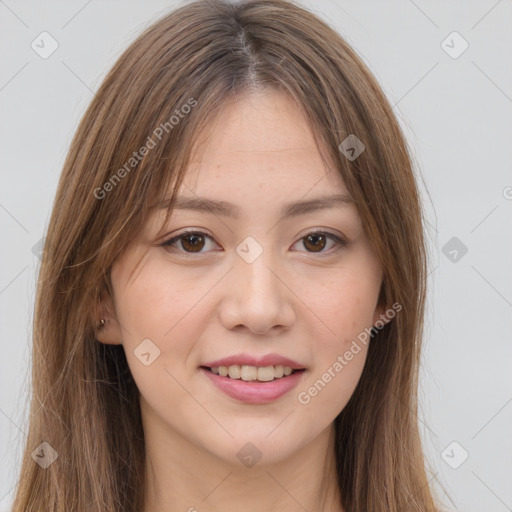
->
[99, 89, 387, 467]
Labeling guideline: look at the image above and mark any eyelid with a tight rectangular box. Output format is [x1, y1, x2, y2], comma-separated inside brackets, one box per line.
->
[160, 227, 349, 256]
[161, 228, 218, 253]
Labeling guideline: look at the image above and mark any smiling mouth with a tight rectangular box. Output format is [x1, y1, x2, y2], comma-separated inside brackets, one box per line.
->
[200, 365, 305, 382]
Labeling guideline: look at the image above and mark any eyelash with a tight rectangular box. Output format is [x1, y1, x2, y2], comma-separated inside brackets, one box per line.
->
[161, 229, 348, 256]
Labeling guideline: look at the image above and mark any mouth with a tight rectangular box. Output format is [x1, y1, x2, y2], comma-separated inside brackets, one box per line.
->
[200, 365, 305, 382]
[199, 364, 307, 404]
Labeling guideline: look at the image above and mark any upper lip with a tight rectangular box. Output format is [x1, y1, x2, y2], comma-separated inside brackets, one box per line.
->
[201, 353, 306, 370]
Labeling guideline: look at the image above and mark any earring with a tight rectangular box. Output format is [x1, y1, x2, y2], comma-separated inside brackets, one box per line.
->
[98, 318, 109, 329]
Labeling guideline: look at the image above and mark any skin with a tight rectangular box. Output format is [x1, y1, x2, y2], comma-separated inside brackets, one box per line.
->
[97, 89, 389, 512]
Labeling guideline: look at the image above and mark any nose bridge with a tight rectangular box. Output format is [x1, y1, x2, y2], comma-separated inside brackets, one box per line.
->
[220, 235, 294, 333]
[235, 237, 282, 302]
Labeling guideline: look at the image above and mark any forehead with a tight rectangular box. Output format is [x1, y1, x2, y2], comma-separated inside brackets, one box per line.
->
[203, 88, 317, 151]
[182, 89, 348, 196]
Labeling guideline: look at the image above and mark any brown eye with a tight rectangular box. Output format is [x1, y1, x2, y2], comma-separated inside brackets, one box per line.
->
[303, 233, 327, 252]
[162, 229, 347, 256]
[162, 231, 216, 254]
[180, 233, 206, 252]
[295, 231, 347, 254]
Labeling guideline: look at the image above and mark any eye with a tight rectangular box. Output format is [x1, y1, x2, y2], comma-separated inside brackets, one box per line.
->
[291, 231, 348, 254]
[161, 230, 218, 254]
[161, 229, 348, 255]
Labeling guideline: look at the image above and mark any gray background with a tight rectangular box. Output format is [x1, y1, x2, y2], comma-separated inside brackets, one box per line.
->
[1, 1, 511, 511]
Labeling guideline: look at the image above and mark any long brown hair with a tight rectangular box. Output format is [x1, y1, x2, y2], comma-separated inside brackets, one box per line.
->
[11, 0, 443, 510]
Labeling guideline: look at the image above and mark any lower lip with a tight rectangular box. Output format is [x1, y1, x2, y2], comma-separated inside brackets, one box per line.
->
[199, 367, 306, 404]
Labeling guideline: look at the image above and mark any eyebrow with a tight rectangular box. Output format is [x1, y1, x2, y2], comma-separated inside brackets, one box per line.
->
[159, 194, 355, 220]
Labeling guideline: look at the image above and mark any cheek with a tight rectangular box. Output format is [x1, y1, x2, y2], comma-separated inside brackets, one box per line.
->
[112, 255, 212, 372]
[297, 284, 372, 416]
[296, 262, 379, 411]
[306, 266, 381, 349]
[112, 263, 209, 415]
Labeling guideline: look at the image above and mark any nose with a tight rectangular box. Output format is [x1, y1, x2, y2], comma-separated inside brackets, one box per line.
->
[219, 248, 296, 335]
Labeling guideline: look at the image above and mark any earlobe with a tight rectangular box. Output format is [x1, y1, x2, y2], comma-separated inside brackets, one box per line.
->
[95, 320, 122, 345]
[372, 302, 392, 330]
[94, 295, 123, 346]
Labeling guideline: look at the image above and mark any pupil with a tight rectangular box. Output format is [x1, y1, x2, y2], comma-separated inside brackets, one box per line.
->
[305, 233, 325, 252]
[183, 234, 204, 252]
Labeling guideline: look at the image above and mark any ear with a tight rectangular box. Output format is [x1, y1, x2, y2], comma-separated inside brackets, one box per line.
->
[371, 280, 394, 329]
[372, 302, 390, 327]
[371, 297, 396, 330]
[95, 290, 123, 346]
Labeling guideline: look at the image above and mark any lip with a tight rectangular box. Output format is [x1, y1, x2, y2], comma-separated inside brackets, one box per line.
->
[202, 353, 306, 370]
[200, 367, 306, 404]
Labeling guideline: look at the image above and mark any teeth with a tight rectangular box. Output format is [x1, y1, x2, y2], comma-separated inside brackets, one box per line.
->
[228, 365, 241, 379]
[209, 364, 298, 381]
[240, 365, 258, 381]
[256, 366, 274, 382]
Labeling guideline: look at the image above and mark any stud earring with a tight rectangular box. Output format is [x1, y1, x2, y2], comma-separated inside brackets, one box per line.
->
[98, 318, 109, 329]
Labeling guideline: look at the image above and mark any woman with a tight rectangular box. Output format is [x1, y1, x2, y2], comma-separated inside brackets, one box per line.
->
[11, 0, 444, 510]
